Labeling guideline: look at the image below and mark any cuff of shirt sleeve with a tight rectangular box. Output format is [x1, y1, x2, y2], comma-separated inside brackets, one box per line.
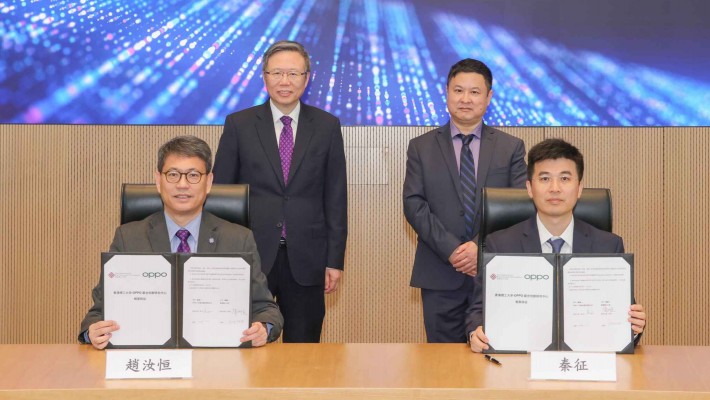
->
[260, 322, 273, 339]
[82, 330, 90, 344]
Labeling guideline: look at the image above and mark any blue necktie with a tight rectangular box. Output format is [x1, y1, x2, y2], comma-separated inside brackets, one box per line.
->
[458, 134, 477, 240]
[547, 237, 565, 254]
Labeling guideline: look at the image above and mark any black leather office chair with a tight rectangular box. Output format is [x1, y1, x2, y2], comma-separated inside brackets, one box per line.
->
[480, 187, 612, 247]
[120, 183, 250, 228]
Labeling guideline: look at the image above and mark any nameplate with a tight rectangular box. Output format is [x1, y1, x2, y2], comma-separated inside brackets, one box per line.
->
[530, 351, 616, 381]
[105, 349, 192, 379]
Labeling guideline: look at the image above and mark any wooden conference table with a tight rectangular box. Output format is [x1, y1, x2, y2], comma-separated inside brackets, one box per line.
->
[1, 344, 709, 399]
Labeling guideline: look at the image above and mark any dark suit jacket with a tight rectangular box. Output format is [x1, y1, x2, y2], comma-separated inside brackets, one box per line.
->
[465, 216, 633, 337]
[403, 122, 527, 290]
[213, 101, 347, 286]
[78, 211, 283, 343]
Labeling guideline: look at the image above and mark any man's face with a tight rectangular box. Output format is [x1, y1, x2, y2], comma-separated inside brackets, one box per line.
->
[155, 155, 213, 221]
[263, 50, 309, 114]
[526, 158, 583, 220]
[446, 72, 493, 128]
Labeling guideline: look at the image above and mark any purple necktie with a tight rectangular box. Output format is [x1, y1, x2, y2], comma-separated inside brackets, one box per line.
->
[279, 115, 294, 237]
[176, 229, 191, 253]
[279, 115, 294, 184]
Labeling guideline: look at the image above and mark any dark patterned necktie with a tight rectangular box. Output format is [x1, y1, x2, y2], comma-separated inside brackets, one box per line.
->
[458, 133, 477, 240]
[279, 115, 294, 184]
[547, 237, 565, 254]
[176, 229, 191, 253]
[279, 115, 294, 237]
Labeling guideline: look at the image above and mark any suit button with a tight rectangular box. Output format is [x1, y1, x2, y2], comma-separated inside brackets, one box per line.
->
[284, 196, 290, 200]
[459, 210, 464, 216]
[276, 222, 283, 228]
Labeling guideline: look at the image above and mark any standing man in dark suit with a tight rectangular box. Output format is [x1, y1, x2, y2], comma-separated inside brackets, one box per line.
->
[79, 136, 283, 349]
[466, 138, 647, 352]
[213, 41, 347, 343]
[404, 59, 527, 343]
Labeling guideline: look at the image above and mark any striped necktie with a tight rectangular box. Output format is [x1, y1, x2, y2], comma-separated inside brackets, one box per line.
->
[458, 133, 477, 240]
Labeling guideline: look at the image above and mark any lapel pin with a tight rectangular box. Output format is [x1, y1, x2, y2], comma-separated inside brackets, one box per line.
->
[209, 237, 215, 244]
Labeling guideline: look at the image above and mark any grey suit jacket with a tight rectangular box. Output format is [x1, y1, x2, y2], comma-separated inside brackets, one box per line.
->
[465, 216, 630, 335]
[213, 101, 347, 286]
[403, 122, 527, 290]
[78, 211, 283, 343]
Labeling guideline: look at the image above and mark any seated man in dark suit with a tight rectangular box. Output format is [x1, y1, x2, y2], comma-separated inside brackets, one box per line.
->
[78, 135, 283, 349]
[466, 138, 647, 352]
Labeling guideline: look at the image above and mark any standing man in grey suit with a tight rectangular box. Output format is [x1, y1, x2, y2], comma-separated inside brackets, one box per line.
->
[467, 138, 646, 352]
[404, 59, 527, 343]
[79, 136, 283, 349]
[213, 41, 347, 343]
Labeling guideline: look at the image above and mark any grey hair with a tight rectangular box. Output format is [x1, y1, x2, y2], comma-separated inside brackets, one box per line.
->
[157, 135, 213, 173]
[262, 40, 311, 73]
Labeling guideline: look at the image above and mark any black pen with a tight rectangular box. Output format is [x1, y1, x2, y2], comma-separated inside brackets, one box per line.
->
[484, 354, 502, 366]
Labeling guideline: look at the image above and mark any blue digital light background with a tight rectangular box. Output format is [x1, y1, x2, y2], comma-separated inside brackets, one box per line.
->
[1, 0, 709, 126]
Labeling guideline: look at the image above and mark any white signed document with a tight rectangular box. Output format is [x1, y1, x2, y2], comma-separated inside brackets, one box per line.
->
[103, 254, 173, 346]
[181, 256, 251, 347]
[484, 255, 555, 352]
[561, 256, 632, 352]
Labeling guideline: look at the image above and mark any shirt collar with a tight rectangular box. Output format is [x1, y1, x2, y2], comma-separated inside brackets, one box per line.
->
[536, 214, 574, 250]
[165, 211, 202, 243]
[450, 120, 483, 139]
[270, 100, 301, 125]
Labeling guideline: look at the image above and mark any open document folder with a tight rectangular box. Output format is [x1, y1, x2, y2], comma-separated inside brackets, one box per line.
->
[101, 253, 253, 349]
[482, 253, 634, 354]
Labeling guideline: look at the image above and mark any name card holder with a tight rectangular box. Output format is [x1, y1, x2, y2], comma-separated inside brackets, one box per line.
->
[106, 349, 192, 379]
[530, 351, 616, 381]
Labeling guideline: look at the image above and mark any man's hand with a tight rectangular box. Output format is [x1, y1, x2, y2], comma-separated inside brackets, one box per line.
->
[629, 304, 646, 335]
[241, 322, 268, 347]
[325, 268, 342, 294]
[449, 241, 478, 276]
[88, 320, 120, 350]
[469, 326, 489, 353]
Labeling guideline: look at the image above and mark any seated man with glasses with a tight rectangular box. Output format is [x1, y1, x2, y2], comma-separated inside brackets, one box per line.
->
[78, 135, 283, 349]
[466, 138, 647, 352]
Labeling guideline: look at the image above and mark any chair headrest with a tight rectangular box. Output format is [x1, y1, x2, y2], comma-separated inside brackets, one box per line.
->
[120, 184, 250, 228]
[480, 187, 612, 244]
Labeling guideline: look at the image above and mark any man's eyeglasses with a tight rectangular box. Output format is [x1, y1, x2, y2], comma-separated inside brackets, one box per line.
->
[162, 170, 206, 184]
[264, 70, 308, 80]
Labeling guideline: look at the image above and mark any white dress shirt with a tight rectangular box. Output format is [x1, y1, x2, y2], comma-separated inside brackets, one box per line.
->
[536, 214, 574, 254]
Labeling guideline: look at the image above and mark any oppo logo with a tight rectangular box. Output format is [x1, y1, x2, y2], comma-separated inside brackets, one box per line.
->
[143, 272, 168, 278]
[524, 274, 550, 281]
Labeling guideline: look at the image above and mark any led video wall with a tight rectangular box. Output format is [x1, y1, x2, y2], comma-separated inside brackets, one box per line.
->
[1, 0, 709, 126]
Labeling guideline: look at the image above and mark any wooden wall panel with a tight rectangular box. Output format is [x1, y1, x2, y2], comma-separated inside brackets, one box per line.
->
[325, 126, 428, 343]
[1, 124, 707, 346]
[663, 128, 710, 346]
